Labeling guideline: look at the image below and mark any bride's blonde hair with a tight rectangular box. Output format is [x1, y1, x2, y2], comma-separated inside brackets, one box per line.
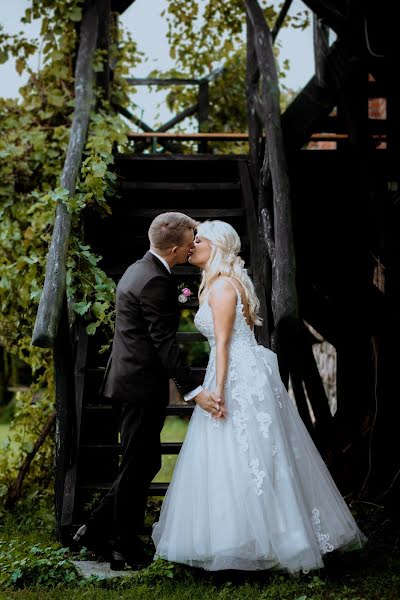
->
[197, 220, 262, 326]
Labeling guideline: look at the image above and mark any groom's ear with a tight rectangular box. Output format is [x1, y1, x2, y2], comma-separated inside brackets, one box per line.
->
[171, 245, 179, 256]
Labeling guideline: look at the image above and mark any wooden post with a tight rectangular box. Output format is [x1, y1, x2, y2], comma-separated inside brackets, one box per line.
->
[313, 13, 330, 86]
[246, 15, 262, 188]
[53, 296, 76, 542]
[245, 0, 299, 352]
[198, 81, 209, 153]
[239, 162, 270, 347]
[97, 0, 111, 103]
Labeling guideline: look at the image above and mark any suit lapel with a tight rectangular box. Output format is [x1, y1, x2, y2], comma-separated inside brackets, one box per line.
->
[144, 251, 172, 278]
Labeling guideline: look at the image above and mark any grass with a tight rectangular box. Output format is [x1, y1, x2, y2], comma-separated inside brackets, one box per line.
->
[154, 416, 188, 483]
[1, 413, 400, 598]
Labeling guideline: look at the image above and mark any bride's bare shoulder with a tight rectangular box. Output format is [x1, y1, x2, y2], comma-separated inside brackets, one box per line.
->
[208, 277, 237, 306]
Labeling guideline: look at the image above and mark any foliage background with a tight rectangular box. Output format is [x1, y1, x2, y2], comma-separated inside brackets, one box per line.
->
[0, 0, 308, 507]
[0, 0, 141, 505]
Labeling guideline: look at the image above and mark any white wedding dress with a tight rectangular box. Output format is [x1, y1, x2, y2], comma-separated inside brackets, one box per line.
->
[152, 281, 366, 572]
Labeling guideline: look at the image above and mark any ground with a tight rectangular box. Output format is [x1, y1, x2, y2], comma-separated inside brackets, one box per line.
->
[0, 416, 399, 598]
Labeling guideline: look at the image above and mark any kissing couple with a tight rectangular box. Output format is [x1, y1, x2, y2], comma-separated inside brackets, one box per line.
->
[74, 211, 366, 573]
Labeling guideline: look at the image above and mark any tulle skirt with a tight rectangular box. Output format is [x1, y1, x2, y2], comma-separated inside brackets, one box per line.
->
[152, 344, 366, 572]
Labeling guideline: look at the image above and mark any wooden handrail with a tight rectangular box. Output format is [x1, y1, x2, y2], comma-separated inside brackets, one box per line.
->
[32, 1, 100, 348]
[120, 65, 225, 152]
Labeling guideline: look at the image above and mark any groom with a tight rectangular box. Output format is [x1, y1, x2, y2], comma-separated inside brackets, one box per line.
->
[73, 212, 224, 570]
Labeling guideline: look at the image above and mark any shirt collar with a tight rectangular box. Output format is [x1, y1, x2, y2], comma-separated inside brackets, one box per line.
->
[149, 249, 171, 274]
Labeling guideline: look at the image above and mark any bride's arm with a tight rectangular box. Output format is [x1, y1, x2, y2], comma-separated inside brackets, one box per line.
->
[208, 279, 237, 402]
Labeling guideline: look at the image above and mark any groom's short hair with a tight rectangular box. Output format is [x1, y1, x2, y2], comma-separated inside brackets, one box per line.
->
[148, 212, 199, 251]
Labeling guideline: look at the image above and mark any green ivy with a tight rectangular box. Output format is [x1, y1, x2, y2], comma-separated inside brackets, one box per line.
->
[0, 0, 141, 506]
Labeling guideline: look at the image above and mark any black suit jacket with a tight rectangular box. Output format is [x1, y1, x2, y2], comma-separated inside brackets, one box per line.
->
[101, 251, 197, 404]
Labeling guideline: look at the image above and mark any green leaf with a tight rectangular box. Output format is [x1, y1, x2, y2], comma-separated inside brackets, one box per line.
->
[73, 301, 91, 316]
[86, 322, 97, 335]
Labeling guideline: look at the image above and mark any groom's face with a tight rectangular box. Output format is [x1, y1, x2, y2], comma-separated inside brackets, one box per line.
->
[173, 228, 195, 265]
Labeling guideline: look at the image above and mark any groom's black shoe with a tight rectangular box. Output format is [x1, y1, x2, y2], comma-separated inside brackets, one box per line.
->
[71, 523, 110, 559]
[109, 539, 152, 571]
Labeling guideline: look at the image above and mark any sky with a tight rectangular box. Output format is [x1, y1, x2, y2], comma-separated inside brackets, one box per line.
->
[0, 0, 315, 127]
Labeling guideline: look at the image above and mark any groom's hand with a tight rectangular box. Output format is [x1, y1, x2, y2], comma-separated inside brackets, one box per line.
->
[194, 389, 226, 419]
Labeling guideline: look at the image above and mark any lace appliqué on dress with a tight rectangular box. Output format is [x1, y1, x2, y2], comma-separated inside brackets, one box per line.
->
[311, 508, 334, 554]
[249, 458, 265, 496]
[256, 411, 272, 438]
[232, 409, 248, 451]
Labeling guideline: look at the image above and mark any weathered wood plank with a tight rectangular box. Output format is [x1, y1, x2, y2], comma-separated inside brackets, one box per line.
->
[32, 0, 100, 348]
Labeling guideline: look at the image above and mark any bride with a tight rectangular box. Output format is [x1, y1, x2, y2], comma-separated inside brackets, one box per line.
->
[152, 220, 366, 573]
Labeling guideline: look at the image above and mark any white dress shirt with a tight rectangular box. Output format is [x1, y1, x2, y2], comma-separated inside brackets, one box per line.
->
[149, 249, 171, 274]
[148, 249, 202, 401]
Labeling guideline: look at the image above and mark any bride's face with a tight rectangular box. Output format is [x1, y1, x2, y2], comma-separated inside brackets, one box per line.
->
[188, 234, 212, 269]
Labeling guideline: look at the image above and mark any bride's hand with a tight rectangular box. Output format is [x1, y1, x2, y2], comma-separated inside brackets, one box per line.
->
[213, 386, 226, 419]
[194, 389, 226, 419]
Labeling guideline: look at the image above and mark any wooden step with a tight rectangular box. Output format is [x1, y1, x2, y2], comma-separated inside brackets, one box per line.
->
[116, 153, 248, 161]
[127, 132, 248, 141]
[80, 442, 183, 454]
[79, 482, 169, 495]
[120, 181, 240, 191]
[110, 208, 246, 219]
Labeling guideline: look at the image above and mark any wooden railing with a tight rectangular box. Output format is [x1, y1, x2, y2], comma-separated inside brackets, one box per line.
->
[114, 66, 225, 153]
[32, 2, 101, 348]
[31, 0, 111, 539]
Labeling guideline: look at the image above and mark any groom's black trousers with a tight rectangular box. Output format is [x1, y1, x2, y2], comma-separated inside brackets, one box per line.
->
[87, 398, 166, 550]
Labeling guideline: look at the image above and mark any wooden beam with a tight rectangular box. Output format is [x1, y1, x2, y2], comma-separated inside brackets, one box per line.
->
[299, 0, 347, 36]
[157, 103, 199, 132]
[272, 0, 293, 42]
[54, 298, 76, 541]
[32, 0, 99, 348]
[239, 161, 270, 347]
[111, 0, 136, 14]
[245, 0, 299, 346]
[282, 40, 354, 152]
[198, 81, 209, 152]
[96, 0, 111, 102]
[246, 15, 262, 187]
[313, 13, 330, 86]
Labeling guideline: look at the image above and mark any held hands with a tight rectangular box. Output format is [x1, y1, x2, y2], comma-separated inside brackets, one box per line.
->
[194, 388, 226, 420]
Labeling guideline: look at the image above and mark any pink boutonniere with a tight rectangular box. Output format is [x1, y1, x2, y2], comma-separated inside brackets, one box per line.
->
[178, 285, 193, 303]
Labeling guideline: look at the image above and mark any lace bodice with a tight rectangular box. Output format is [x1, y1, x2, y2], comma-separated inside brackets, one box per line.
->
[194, 280, 258, 349]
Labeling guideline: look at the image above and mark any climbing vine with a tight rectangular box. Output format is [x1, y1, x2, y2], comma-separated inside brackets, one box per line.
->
[0, 0, 141, 504]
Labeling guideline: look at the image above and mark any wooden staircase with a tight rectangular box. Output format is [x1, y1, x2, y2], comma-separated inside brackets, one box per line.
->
[68, 153, 256, 526]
